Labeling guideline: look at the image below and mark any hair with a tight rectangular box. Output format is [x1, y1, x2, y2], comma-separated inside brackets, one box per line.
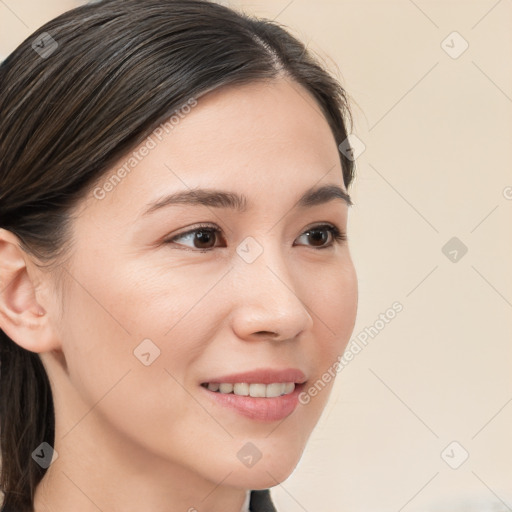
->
[0, 0, 355, 510]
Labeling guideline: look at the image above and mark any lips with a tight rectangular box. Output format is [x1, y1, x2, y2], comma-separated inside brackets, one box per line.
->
[199, 368, 307, 422]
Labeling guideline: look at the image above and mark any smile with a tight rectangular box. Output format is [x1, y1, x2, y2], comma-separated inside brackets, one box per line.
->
[201, 382, 295, 397]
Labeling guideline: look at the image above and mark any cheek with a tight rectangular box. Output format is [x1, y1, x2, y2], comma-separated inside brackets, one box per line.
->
[56, 264, 182, 414]
[57, 274, 208, 465]
[297, 261, 357, 410]
[57, 254, 219, 419]
[311, 260, 358, 360]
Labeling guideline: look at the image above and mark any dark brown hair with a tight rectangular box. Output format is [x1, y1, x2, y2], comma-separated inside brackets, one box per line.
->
[0, 1, 355, 510]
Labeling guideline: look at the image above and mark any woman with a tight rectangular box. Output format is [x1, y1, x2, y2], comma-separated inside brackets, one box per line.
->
[0, 0, 358, 510]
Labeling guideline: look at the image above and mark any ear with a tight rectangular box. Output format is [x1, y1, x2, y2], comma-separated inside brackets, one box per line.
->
[0, 228, 61, 353]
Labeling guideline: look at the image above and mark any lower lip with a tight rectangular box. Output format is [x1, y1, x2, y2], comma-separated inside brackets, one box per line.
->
[200, 383, 305, 422]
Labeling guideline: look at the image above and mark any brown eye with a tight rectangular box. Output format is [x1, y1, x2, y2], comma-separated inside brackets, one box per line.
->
[294, 224, 347, 249]
[165, 225, 224, 251]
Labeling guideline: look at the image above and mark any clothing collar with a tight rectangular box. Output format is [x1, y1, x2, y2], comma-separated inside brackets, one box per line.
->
[240, 490, 251, 512]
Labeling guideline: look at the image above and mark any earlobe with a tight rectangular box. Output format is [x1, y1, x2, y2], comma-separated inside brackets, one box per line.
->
[0, 228, 59, 353]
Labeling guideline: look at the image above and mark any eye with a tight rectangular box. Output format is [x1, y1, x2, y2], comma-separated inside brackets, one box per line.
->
[163, 222, 347, 252]
[294, 223, 347, 249]
[164, 223, 224, 252]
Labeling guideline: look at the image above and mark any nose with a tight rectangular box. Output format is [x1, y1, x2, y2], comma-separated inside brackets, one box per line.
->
[229, 241, 314, 342]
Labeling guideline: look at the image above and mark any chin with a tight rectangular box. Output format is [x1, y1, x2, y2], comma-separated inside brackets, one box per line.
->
[216, 443, 305, 490]
[223, 466, 297, 491]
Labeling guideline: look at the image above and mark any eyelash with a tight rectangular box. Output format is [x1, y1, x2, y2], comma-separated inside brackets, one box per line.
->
[163, 223, 347, 252]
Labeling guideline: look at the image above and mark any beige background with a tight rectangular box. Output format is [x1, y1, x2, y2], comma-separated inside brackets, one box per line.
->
[1, 1, 511, 511]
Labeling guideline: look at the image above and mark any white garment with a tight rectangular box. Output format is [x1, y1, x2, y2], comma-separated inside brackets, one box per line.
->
[239, 490, 251, 512]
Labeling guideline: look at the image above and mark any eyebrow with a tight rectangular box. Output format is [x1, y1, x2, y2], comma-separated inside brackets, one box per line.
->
[142, 183, 353, 216]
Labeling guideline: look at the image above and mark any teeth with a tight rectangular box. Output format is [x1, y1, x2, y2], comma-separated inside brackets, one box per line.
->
[265, 383, 285, 397]
[283, 382, 295, 394]
[219, 383, 233, 394]
[249, 383, 266, 397]
[205, 382, 296, 397]
[233, 383, 249, 396]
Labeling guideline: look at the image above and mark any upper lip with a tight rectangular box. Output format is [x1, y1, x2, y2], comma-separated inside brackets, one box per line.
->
[201, 368, 307, 385]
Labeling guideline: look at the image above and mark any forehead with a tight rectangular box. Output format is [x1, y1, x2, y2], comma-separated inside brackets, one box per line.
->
[78, 77, 345, 224]
[188, 77, 336, 153]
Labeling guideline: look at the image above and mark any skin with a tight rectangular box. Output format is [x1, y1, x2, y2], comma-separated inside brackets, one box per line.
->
[0, 76, 358, 512]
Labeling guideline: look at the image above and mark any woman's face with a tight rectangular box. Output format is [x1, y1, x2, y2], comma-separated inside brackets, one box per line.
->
[45, 77, 358, 490]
